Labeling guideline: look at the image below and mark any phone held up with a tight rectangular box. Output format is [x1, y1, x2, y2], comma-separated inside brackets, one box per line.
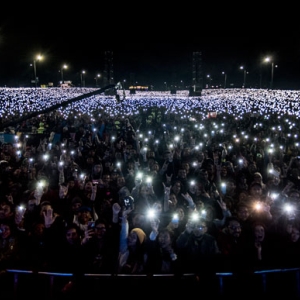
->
[123, 196, 134, 210]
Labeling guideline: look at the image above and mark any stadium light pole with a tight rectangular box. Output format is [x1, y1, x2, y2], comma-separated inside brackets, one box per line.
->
[264, 57, 274, 89]
[61, 64, 68, 84]
[240, 66, 247, 88]
[81, 70, 86, 87]
[222, 71, 227, 88]
[206, 75, 212, 88]
[95, 74, 100, 87]
[33, 55, 43, 88]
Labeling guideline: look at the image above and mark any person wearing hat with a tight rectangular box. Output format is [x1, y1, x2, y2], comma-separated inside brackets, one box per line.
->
[118, 204, 147, 274]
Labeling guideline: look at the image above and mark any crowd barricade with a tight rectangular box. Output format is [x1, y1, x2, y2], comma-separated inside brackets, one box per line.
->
[2, 267, 300, 299]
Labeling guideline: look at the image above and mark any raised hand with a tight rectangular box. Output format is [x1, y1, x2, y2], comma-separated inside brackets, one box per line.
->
[43, 208, 57, 228]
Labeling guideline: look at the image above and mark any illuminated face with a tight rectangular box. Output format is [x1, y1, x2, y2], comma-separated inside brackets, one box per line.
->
[153, 202, 162, 215]
[85, 181, 93, 191]
[169, 194, 178, 208]
[40, 204, 52, 216]
[158, 231, 171, 249]
[0, 224, 11, 239]
[176, 208, 185, 220]
[59, 185, 68, 198]
[237, 207, 250, 221]
[102, 175, 111, 183]
[72, 202, 82, 212]
[228, 220, 242, 238]
[94, 223, 106, 239]
[254, 225, 265, 243]
[193, 222, 207, 237]
[181, 163, 190, 172]
[77, 210, 91, 224]
[172, 182, 182, 193]
[0, 204, 13, 219]
[66, 228, 79, 245]
[250, 184, 263, 197]
[291, 227, 300, 243]
[178, 169, 187, 178]
[117, 177, 126, 187]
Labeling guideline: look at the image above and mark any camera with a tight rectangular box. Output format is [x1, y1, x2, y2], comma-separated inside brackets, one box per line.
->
[123, 196, 134, 210]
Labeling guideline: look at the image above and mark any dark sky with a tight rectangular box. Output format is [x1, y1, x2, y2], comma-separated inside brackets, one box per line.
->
[1, 9, 300, 89]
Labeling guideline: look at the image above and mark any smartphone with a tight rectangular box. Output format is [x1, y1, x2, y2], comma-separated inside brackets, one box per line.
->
[92, 180, 99, 185]
[123, 196, 134, 210]
[88, 221, 95, 230]
[171, 213, 179, 224]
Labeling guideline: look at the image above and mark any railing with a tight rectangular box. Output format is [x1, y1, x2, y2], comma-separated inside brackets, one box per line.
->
[1, 267, 300, 299]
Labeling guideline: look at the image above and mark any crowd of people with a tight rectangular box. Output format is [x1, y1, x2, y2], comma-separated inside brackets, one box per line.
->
[1, 87, 300, 295]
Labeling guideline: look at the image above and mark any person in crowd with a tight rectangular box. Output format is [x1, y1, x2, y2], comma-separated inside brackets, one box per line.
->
[245, 222, 279, 271]
[279, 221, 300, 267]
[73, 205, 97, 235]
[0, 219, 22, 274]
[53, 223, 86, 296]
[20, 221, 52, 271]
[145, 223, 179, 274]
[216, 216, 248, 272]
[3, 88, 300, 296]
[176, 216, 221, 278]
[130, 181, 159, 215]
[81, 214, 120, 274]
[117, 204, 147, 274]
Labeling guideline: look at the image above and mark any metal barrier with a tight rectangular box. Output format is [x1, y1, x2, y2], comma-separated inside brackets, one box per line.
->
[3, 268, 300, 299]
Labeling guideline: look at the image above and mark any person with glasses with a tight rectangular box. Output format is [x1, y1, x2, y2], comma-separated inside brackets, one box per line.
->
[81, 217, 120, 274]
[176, 216, 220, 273]
[176, 216, 221, 293]
[216, 216, 248, 273]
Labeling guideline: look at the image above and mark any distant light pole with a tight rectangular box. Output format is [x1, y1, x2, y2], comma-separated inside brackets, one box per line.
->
[240, 66, 247, 88]
[61, 64, 68, 84]
[206, 75, 212, 88]
[81, 70, 86, 87]
[33, 55, 43, 88]
[95, 74, 100, 87]
[264, 57, 275, 89]
[164, 82, 167, 91]
[222, 71, 227, 88]
[180, 80, 184, 89]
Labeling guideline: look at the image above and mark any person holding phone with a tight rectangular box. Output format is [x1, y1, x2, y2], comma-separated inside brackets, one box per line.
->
[131, 182, 159, 215]
[118, 205, 147, 274]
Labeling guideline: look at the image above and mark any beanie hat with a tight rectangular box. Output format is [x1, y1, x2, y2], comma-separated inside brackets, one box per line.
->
[130, 228, 146, 244]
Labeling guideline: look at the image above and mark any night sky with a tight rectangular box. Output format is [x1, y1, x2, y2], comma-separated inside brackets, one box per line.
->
[1, 8, 300, 89]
